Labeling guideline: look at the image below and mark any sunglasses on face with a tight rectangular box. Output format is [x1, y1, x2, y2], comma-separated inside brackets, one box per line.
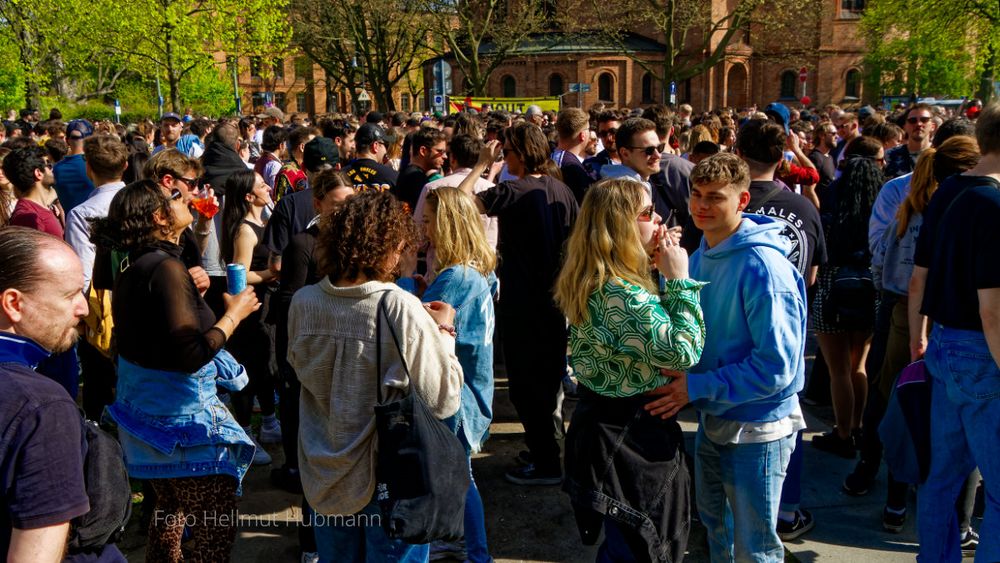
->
[627, 144, 666, 157]
[599, 128, 618, 137]
[637, 204, 656, 222]
[907, 116, 932, 124]
[176, 176, 200, 188]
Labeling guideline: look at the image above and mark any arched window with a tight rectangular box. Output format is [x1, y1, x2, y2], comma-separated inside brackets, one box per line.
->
[548, 74, 564, 97]
[641, 73, 654, 103]
[845, 69, 861, 98]
[598, 73, 614, 102]
[779, 70, 797, 99]
[502, 75, 516, 98]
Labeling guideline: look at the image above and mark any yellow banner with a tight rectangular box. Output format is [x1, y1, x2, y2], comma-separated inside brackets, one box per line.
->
[448, 96, 561, 114]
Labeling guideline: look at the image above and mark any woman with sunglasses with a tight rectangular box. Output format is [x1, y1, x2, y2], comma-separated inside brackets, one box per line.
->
[555, 178, 706, 561]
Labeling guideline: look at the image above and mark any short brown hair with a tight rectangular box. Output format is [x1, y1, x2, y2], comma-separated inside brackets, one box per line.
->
[975, 103, 1000, 155]
[690, 152, 751, 192]
[736, 120, 785, 165]
[317, 190, 418, 283]
[555, 108, 589, 141]
[143, 148, 202, 182]
[615, 118, 657, 156]
[83, 135, 128, 179]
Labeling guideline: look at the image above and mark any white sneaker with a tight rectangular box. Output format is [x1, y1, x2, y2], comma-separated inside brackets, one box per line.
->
[260, 419, 282, 444]
[244, 427, 272, 465]
[300, 552, 319, 563]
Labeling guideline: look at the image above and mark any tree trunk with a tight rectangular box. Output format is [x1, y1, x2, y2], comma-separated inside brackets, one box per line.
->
[977, 42, 996, 103]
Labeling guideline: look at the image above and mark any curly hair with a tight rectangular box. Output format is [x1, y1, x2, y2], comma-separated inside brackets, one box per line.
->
[89, 179, 175, 252]
[317, 190, 418, 283]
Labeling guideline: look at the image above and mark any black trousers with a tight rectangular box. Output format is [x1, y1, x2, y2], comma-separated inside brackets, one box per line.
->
[79, 339, 117, 421]
[500, 307, 567, 473]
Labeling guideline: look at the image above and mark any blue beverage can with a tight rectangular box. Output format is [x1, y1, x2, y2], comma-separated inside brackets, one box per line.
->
[226, 263, 247, 295]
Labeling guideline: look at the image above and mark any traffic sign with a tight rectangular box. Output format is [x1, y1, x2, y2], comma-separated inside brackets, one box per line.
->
[578, 84, 591, 92]
[569, 83, 579, 93]
[357, 90, 370, 102]
[433, 94, 444, 107]
[669, 81, 677, 104]
[799, 67, 808, 82]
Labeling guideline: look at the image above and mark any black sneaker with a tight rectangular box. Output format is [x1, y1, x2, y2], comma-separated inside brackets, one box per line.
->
[270, 465, 303, 494]
[504, 464, 562, 486]
[882, 506, 906, 533]
[777, 509, 815, 541]
[812, 431, 856, 459]
[842, 460, 877, 496]
[514, 450, 533, 467]
[961, 529, 979, 557]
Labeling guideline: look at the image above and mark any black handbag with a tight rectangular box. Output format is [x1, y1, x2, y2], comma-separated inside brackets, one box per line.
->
[373, 291, 469, 543]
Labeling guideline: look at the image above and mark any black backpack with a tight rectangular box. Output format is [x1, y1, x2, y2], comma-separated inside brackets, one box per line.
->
[68, 414, 132, 552]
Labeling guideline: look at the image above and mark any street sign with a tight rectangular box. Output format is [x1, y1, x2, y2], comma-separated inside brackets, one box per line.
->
[669, 81, 677, 105]
[433, 94, 444, 107]
[568, 83, 579, 92]
[579, 84, 591, 92]
[799, 67, 808, 82]
[357, 90, 371, 102]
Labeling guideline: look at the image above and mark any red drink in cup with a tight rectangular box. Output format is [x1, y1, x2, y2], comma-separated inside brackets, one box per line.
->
[191, 196, 219, 219]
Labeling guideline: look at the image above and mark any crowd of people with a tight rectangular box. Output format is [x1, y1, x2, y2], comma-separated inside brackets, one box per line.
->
[0, 96, 996, 563]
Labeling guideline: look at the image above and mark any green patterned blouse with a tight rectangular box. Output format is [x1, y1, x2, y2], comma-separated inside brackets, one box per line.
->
[569, 277, 706, 397]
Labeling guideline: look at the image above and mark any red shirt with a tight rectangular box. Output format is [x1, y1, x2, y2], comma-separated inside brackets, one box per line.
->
[9, 199, 64, 238]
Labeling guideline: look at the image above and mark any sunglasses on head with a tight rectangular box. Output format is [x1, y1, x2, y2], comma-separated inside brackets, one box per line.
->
[627, 144, 666, 157]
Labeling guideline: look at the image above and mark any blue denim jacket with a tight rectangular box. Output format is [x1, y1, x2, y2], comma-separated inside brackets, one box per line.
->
[106, 349, 254, 482]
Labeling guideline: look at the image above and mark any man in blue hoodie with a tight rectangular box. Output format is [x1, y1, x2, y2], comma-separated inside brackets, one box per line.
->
[646, 152, 807, 562]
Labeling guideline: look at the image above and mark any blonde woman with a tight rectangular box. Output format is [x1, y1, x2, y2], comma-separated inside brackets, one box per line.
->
[555, 178, 706, 561]
[417, 186, 498, 562]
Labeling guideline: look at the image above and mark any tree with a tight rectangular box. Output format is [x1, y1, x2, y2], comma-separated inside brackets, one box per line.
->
[421, 0, 547, 96]
[860, 0, 999, 102]
[290, 0, 430, 112]
[575, 0, 821, 103]
[98, 0, 291, 112]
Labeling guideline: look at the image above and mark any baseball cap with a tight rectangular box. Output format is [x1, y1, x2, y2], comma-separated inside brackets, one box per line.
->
[764, 102, 790, 135]
[355, 123, 385, 150]
[366, 111, 384, 125]
[264, 106, 285, 121]
[858, 105, 876, 121]
[66, 119, 94, 140]
[161, 112, 182, 123]
[303, 137, 339, 172]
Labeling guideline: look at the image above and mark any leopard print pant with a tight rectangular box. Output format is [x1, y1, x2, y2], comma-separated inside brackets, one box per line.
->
[146, 475, 238, 563]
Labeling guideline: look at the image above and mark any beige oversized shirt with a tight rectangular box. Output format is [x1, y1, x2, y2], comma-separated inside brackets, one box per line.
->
[288, 280, 463, 516]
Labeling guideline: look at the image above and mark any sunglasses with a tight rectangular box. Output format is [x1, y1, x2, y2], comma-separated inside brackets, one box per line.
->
[599, 128, 618, 137]
[907, 116, 932, 124]
[637, 204, 656, 222]
[176, 176, 200, 188]
[627, 144, 666, 157]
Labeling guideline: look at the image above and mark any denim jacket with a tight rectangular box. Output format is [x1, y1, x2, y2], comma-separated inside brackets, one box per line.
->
[106, 349, 254, 482]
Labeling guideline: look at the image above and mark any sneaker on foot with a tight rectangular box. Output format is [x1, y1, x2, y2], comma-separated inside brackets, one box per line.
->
[777, 509, 815, 541]
[270, 465, 303, 494]
[300, 552, 319, 563]
[514, 450, 533, 466]
[882, 506, 905, 533]
[248, 433, 272, 466]
[812, 431, 856, 459]
[842, 460, 877, 496]
[961, 529, 979, 556]
[260, 418, 283, 444]
[504, 464, 561, 486]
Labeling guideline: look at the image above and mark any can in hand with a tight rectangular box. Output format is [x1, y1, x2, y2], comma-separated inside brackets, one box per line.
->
[226, 263, 247, 295]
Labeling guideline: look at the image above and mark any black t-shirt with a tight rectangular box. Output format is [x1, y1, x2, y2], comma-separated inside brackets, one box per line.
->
[263, 188, 316, 256]
[343, 158, 397, 193]
[556, 151, 594, 204]
[808, 149, 836, 202]
[1, 362, 89, 556]
[393, 164, 432, 211]
[917, 174, 1000, 330]
[478, 175, 579, 313]
[746, 180, 826, 277]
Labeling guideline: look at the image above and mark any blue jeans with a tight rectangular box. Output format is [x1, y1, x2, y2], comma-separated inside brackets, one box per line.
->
[695, 426, 794, 563]
[465, 457, 491, 563]
[778, 431, 804, 513]
[917, 325, 1000, 563]
[313, 499, 429, 563]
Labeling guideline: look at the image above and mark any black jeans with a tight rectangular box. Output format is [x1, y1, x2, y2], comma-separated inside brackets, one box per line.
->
[501, 307, 567, 474]
[79, 339, 117, 421]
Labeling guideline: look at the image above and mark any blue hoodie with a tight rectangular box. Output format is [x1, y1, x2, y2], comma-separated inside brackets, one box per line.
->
[686, 214, 807, 422]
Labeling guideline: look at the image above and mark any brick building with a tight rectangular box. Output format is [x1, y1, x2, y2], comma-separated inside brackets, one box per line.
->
[422, 0, 867, 111]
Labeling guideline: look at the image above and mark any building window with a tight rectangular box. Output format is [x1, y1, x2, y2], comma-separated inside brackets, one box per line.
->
[294, 57, 311, 80]
[548, 74, 564, 97]
[779, 70, 797, 99]
[274, 92, 286, 112]
[840, 0, 864, 18]
[401, 93, 411, 112]
[296, 92, 308, 113]
[273, 59, 285, 81]
[845, 69, 861, 99]
[641, 73, 654, 103]
[250, 57, 262, 80]
[598, 73, 614, 102]
[502, 75, 516, 98]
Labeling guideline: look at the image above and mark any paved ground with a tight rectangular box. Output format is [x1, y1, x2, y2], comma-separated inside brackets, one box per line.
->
[120, 353, 977, 562]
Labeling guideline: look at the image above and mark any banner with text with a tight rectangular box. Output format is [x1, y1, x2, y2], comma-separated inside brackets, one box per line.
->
[448, 96, 560, 114]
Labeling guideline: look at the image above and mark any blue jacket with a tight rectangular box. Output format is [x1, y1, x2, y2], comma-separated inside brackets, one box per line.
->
[106, 349, 254, 483]
[422, 266, 498, 453]
[686, 215, 807, 422]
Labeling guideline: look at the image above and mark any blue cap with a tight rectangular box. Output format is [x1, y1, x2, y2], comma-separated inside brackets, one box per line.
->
[66, 119, 94, 140]
[764, 102, 790, 135]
